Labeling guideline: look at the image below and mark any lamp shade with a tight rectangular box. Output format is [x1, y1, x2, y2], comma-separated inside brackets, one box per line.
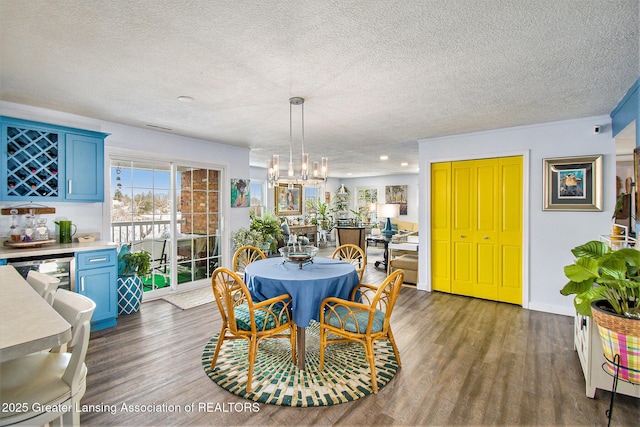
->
[377, 203, 400, 219]
[377, 204, 400, 238]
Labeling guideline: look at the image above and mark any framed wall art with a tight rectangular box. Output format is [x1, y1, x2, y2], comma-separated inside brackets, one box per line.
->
[274, 184, 302, 215]
[635, 146, 640, 219]
[231, 178, 249, 207]
[385, 185, 407, 215]
[542, 155, 602, 211]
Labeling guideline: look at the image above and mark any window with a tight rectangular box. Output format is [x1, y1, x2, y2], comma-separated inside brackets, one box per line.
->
[250, 180, 264, 217]
[110, 159, 222, 294]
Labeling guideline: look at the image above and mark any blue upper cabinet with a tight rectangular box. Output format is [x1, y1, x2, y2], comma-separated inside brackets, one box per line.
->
[1, 116, 109, 202]
[65, 133, 105, 201]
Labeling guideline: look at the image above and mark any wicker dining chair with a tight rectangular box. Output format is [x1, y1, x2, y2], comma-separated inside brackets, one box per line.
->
[332, 243, 367, 281]
[232, 245, 266, 273]
[319, 269, 404, 393]
[210, 267, 296, 392]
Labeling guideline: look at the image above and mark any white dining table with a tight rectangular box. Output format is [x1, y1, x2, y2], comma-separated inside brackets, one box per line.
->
[0, 265, 72, 362]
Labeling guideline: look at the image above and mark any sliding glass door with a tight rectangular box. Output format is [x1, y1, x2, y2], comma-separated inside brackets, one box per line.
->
[110, 158, 222, 295]
[174, 165, 221, 286]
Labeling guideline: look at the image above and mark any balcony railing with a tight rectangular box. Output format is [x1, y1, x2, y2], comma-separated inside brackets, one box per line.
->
[111, 220, 171, 244]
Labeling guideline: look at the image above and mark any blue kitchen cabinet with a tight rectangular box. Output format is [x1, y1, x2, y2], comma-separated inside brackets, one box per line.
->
[76, 248, 118, 331]
[65, 133, 105, 201]
[1, 116, 108, 202]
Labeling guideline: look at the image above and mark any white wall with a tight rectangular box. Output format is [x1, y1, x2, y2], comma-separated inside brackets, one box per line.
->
[419, 115, 615, 316]
[0, 101, 250, 265]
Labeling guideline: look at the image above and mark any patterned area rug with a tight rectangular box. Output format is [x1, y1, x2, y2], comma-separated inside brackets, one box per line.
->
[162, 287, 213, 310]
[201, 322, 399, 406]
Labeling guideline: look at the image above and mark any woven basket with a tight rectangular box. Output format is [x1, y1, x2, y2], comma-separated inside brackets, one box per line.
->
[591, 302, 640, 384]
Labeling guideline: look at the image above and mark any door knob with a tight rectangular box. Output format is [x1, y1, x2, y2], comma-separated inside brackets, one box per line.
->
[460, 235, 466, 238]
[483, 236, 489, 240]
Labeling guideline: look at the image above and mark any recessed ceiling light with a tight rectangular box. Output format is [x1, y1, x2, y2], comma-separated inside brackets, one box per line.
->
[178, 96, 194, 103]
[380, 155, 389, 161]
[401, 162, 408, 166]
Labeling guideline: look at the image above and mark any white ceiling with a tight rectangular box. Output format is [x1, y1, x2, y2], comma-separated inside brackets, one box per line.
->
[0, 0, 638, 178]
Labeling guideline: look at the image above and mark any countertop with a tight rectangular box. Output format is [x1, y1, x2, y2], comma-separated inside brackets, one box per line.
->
[0, 240, 117, 260]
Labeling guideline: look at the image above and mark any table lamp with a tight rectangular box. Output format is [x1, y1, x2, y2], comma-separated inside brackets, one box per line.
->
[377, 204, 400, 238]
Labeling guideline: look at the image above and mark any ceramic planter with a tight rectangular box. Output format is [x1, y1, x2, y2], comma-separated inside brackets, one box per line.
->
[117, 275, 142, 315]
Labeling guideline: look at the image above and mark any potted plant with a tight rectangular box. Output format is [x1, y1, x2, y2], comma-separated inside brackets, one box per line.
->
[249, 211, 283, 254]
[117, 245, 152, 315]
[306, 199, 334, 232]
[231, 227, 264, 250]
[561, 240, 640, 384]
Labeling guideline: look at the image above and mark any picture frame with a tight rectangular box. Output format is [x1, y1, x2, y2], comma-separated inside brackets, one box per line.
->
[274, 184, 302, 216]
[635, 147, 640, 219]
[230, 178, 250, 207]
[385, 185, 408, 215]
[542, 155, 602, 211]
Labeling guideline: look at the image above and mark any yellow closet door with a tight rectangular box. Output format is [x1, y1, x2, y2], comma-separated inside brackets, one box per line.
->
[473, 158, 499, 300]
[431, 162, 451, 292]
[432, 156, 522, 305]
[451, 160, 474, 296]
[498, 156, 523, 304]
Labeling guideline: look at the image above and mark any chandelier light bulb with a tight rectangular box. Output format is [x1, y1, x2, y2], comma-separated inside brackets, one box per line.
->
[272, 155, 280, 180]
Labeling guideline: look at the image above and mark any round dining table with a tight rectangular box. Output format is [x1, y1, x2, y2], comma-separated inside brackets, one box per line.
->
[244, 256, 360, 370]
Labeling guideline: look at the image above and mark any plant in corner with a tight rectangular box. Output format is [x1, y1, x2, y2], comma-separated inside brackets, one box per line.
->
[561, 240, 640, 384]
[116, 246, 152, 315]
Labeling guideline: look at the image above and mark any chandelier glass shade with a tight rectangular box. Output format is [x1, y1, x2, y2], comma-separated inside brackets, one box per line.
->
[267, 97, 328, 187]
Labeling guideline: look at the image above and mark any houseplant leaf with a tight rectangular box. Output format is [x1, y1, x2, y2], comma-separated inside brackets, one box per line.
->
[560, 279, 594, 297]
[564, 258, 599, 282]
[570, 240, 609, 259]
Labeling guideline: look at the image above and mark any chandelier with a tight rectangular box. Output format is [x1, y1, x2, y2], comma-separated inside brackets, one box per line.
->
[267, 97, 328, 187]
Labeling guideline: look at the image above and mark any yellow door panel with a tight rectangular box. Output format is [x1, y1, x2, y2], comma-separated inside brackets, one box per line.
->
[431, 165, 451, 231]
[474, 159, 499, 299]
[475, 242, 498, 300]
[452, 162, 472, 232]
[475, 159, 499, 235]
[500, 245, 522, 304]
[452, 241, 473, 296]
[451, 161, 474, 296]
[431, 163, 451, 292]
[432, 240, 451, 292]
[498, 156, 523, 304]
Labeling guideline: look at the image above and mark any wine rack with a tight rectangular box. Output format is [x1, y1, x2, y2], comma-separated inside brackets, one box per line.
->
[6, 125, 60, 198]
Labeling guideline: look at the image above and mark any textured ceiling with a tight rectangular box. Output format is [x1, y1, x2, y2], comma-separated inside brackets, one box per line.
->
[0, 0, 638, 177]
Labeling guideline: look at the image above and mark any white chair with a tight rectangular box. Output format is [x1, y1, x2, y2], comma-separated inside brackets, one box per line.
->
[26, 270, 60, 306]
[0, 290, 96, 427]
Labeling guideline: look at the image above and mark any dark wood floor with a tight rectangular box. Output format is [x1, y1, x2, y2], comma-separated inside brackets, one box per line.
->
[81, 247, 639, 426]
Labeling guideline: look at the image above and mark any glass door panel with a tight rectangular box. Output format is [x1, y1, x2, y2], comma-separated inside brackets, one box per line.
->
[175, 166, 221, 287]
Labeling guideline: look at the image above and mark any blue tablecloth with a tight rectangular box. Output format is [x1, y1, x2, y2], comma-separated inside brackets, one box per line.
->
[244, 257, 360, 327]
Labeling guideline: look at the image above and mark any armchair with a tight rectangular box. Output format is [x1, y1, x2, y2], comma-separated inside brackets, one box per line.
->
[210, 268, 296, 392]
[319, 269, 404, 393]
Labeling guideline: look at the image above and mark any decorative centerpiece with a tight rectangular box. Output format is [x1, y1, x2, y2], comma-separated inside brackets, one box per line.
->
[279, 245, 318, 269]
